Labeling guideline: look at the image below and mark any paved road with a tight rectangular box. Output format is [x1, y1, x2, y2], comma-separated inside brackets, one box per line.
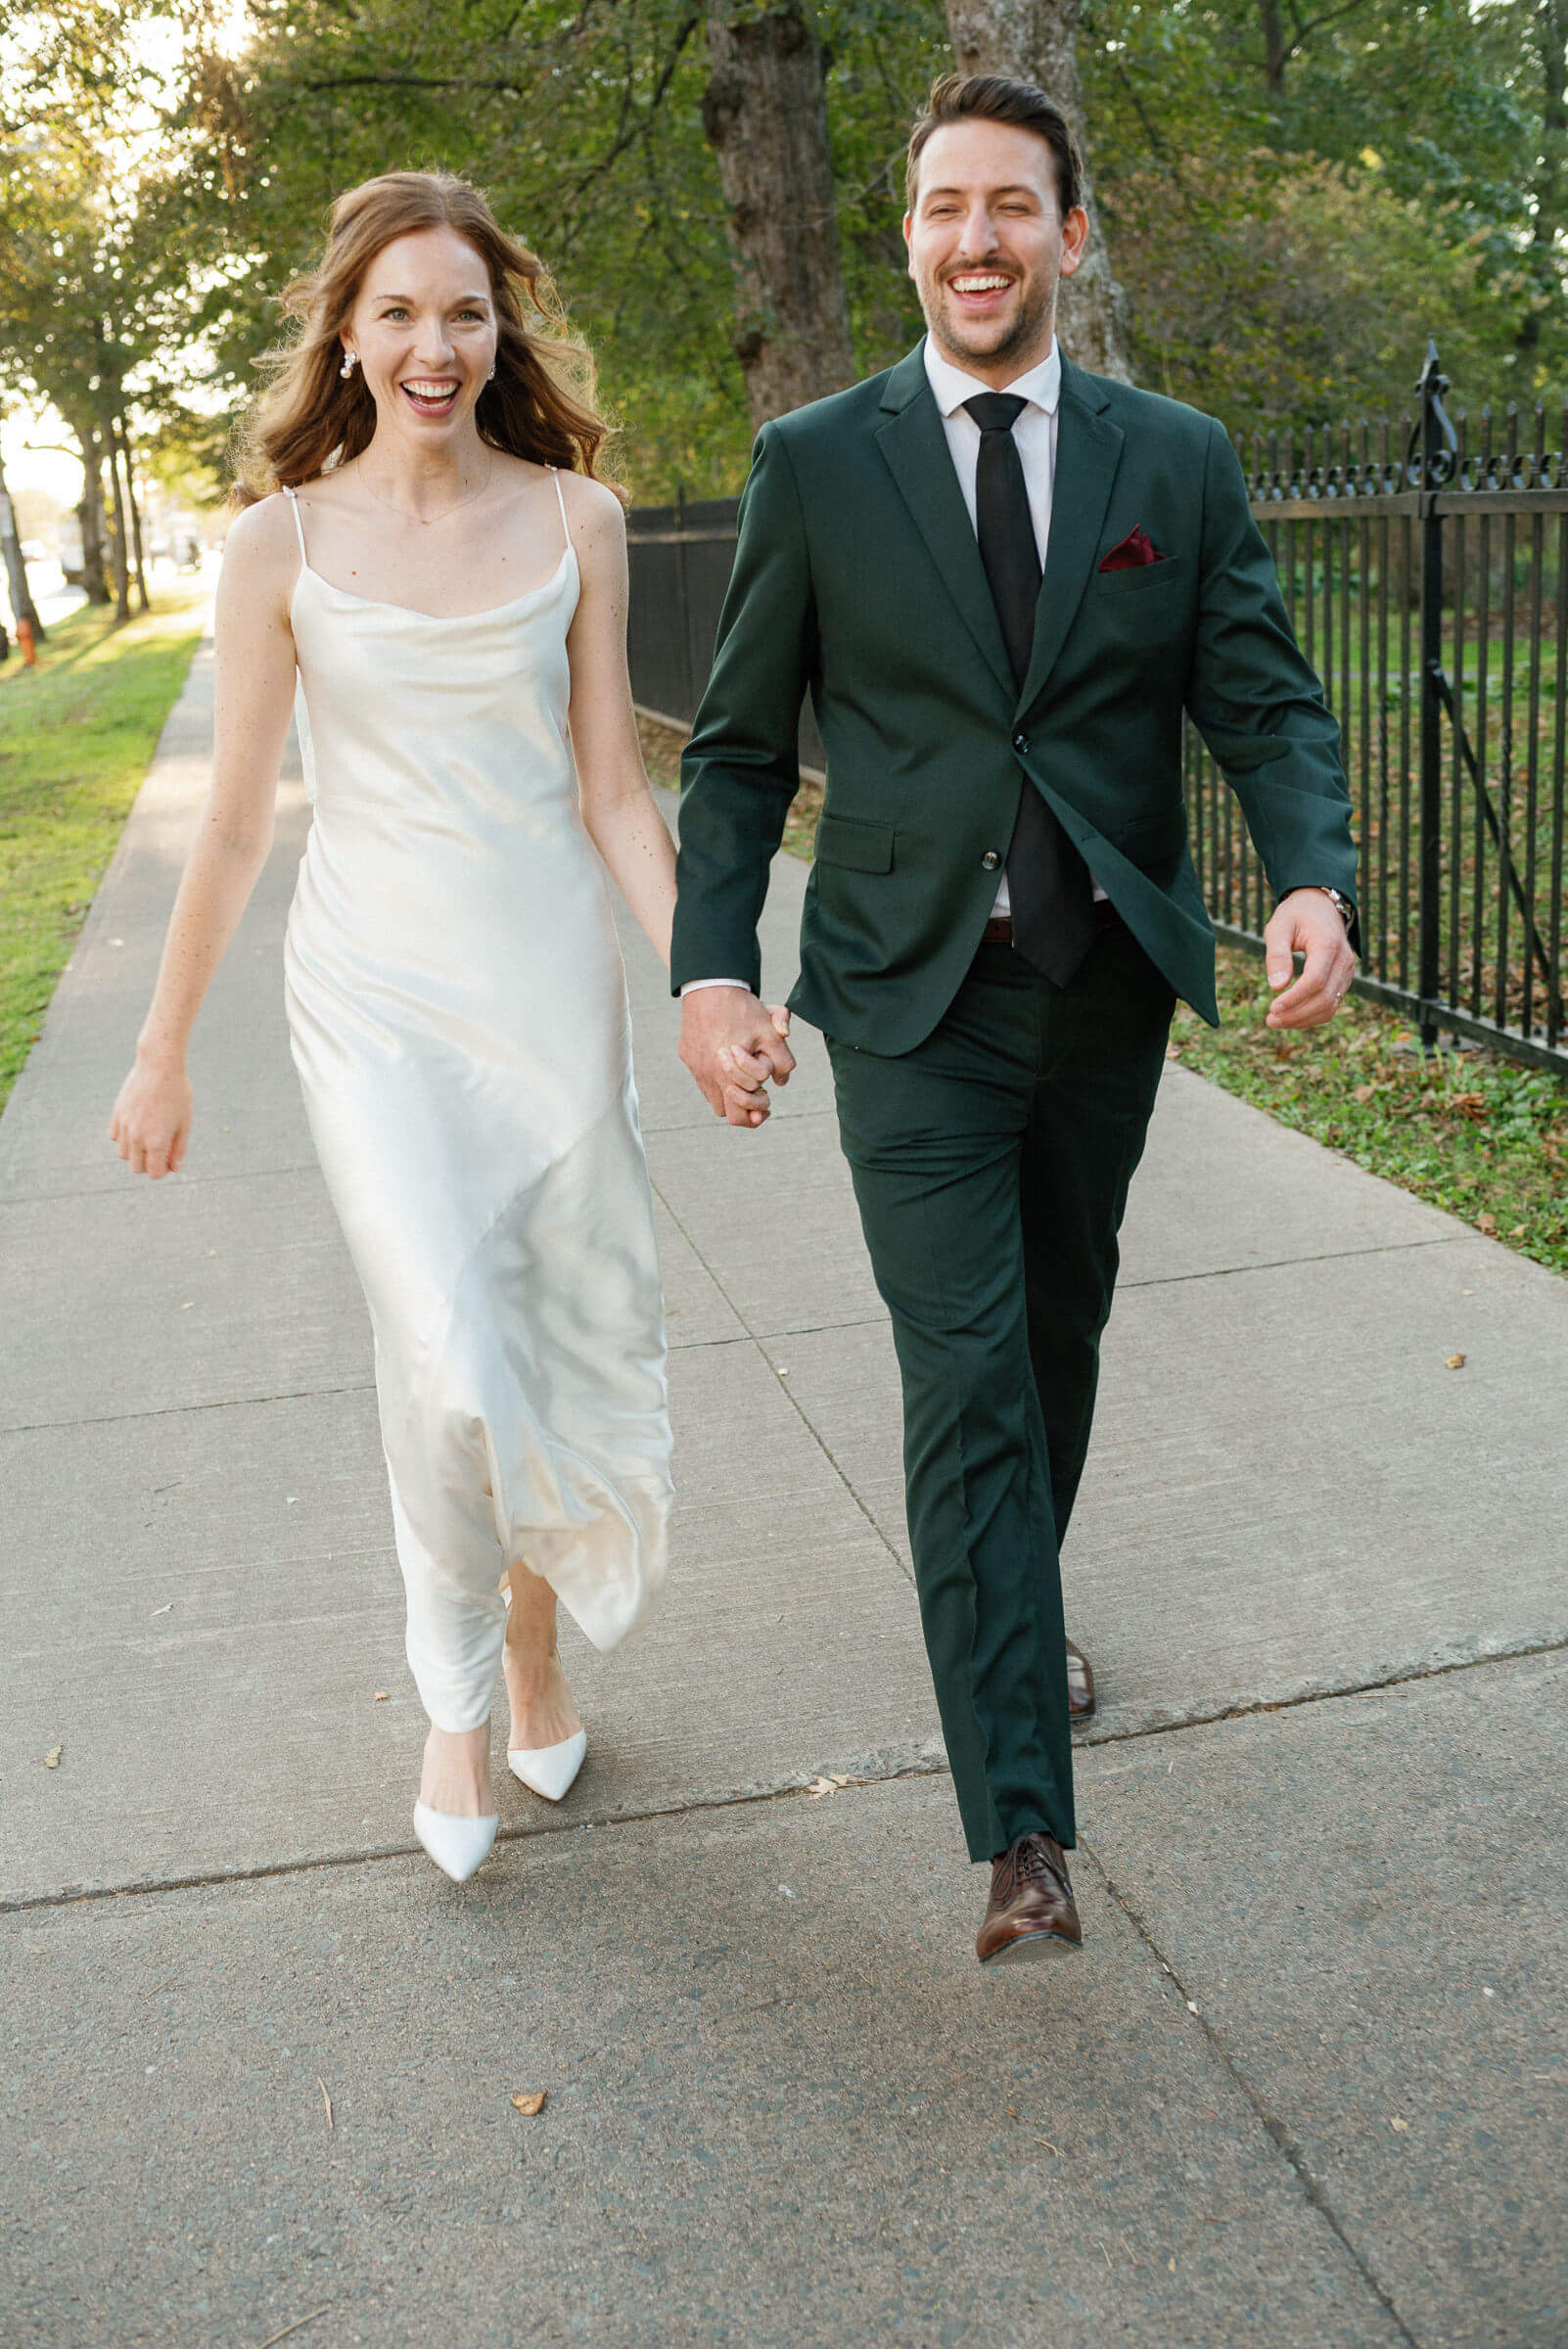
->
[3, 638, 1564, 2346]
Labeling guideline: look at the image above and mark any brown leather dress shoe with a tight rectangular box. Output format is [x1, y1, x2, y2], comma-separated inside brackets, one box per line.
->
[1065, 1637, 1096, 1722]
[977, 1832, 1083, 1964]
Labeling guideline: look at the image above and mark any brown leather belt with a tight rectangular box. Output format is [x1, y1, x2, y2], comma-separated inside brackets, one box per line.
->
[980, 901, 1119, 949]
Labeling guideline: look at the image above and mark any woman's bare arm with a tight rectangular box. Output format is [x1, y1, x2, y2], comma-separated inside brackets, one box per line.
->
[562, 476, 790, 1127]
[562, 475, 680, 968]
[109, 498, 300, 1176]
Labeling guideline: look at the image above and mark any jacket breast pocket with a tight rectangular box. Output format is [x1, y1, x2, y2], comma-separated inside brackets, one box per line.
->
[814, 811, 895, 873]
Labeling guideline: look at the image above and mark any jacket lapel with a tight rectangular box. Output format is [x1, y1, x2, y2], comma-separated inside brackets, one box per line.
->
[1015, 360, 1126, 719]
[874, 343, 1014, 703]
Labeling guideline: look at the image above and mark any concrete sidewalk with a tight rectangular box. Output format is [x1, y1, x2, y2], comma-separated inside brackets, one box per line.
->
[3, 636, 1565, 2347]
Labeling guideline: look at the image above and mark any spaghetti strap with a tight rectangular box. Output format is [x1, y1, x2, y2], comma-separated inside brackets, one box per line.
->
[548, 462, 570, 555]
[283, 485, 308, 565]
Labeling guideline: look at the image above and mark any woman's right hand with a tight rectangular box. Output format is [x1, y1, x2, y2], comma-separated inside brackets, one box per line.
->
[110, 1051, 194, 1178]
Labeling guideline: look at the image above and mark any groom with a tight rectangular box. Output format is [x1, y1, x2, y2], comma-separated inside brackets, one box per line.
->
[672, 72, 1358, 1962]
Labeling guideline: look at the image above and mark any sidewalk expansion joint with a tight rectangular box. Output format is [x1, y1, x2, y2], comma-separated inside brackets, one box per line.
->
[1078, 1629, 1568, 1753]
[0, 1159, 326, 1209]
[649, 1176, 916, 1589]
[1084, 1841, 1424, 2349]
[0, 1379, 377, 1439]
[0, 1755, 952, 1917]
[11, 1640, 1563, 1919]
[1117, 1234, 1462, 1290]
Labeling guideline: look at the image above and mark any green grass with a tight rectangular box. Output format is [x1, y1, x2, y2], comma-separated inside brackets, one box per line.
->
[1171, 944, 1568, 1276]
[639, 710, 1565, 1276]
[0, 589, 207, 1114]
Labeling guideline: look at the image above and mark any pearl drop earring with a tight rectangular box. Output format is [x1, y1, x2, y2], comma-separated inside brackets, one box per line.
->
[340, 350, 358, 381]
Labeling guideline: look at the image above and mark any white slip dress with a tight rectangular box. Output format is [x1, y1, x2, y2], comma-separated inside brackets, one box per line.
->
[282, 472, 672, 1732]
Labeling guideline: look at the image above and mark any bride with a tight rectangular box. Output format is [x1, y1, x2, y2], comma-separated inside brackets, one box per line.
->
[110, 169, 782, 1881]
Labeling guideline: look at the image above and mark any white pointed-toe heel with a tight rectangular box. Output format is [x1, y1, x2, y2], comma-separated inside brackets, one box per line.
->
[500, 1579, 586, 1801]
[507, 1728, 586, 1804]
[413, 1801, 499, 1883]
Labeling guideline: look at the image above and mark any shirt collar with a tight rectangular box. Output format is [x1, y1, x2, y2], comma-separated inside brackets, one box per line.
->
[923, 334, 1061, 421]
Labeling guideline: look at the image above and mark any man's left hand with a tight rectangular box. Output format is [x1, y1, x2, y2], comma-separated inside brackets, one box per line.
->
[1264, 890, 1356, 1029]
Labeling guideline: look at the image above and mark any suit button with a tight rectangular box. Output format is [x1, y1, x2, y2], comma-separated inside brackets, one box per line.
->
[982, 850, 1000, 871]
[1013, 731, 1030, 755]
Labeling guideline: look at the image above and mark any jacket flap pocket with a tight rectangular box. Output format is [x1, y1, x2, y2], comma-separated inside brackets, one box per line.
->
[1116, 807, 1186, 860]
[814, 811, 895, 873]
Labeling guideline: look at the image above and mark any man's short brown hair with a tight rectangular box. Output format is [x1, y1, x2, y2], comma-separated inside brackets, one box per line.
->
[905, 72, 1083, 217]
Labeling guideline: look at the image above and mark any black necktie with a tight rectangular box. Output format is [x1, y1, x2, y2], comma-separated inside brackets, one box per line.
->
[963, 392, 1095, 988]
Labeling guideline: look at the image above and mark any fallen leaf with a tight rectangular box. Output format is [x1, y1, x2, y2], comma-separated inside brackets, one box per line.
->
[1477, 1213, 1498, 1234]
[1446, 1353, 1466, 1370]
[1353, 1082, 1374, 1103]
[1164, 1042, 1182, 1060]
[511, 2091, 547, 2116]
[1390, 2116, 1409, 2134]
[1510, 1224, 1527, 1237]
[373, 1690, 391, 1702]
[1453, 1091, 1487, 1121]
[806, 1775, 839, 1799]
[1186, 2001, 1200, 2014]
[43, 1744, 63, 1769]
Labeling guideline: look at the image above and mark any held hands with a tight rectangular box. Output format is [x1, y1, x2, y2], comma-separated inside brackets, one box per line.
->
[678, 988, 796, 1128]
[109, 1050, 193, 1178]
[1264, 890, 1357, 1030]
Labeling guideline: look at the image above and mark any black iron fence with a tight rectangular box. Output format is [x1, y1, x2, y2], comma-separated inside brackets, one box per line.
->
[627, 342, 1568, 1075]
[626, 495, 825, 770]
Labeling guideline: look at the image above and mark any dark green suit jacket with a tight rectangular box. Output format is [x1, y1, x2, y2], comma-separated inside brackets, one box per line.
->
[671, 341, 1357, 1049]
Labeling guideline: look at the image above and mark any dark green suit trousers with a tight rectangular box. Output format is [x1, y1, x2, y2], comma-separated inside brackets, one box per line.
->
[827, 920, 1175, 1861]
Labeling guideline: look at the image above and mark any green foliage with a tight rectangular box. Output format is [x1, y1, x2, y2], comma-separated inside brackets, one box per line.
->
[164, 0, 943, 498]
[7, 2, 1566, 500]
[1084, 0, 1567, 426]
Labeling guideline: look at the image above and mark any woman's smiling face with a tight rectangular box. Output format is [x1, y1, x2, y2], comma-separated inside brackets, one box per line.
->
[344, 226, 499, 437]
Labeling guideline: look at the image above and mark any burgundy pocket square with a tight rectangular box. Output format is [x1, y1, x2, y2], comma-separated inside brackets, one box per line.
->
[1099, 527, 1164, 572]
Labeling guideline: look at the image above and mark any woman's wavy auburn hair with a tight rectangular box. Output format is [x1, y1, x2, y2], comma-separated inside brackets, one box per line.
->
[233, 169, 619, 502]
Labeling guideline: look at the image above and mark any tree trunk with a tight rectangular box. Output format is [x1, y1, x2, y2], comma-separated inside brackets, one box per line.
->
[100, 398, 131, 622]
[701, 3, 856, 429]
[1258, 0, 1289, 99]
[1517, 0, 1568, 364]
[0, 458, 47, 643]
[944, 0, 1133, 381]
[115, 415, 149, 612]
[69, 416, 113, 604]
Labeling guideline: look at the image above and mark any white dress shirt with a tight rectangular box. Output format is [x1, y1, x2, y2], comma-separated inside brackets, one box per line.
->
[923, 337, 1062, 919]
[683, 333, 1084, 994]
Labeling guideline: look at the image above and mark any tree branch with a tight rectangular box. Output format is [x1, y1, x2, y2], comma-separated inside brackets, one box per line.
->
[299, 72, 528, 94]
[1283, 0, 1371, 60]
[567, 12, 699, 201]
